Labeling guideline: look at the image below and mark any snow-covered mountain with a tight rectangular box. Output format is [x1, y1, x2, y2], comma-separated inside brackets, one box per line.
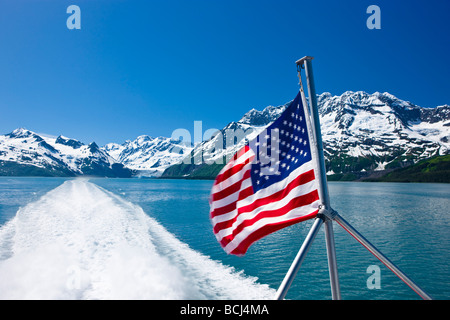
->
[103, 135, 192, 177]
[188, 104, 286, 167]
[0, 128, 131, 177]
[318, 91, 449, 173]
[1, 91, 448, 178]
[162, 91, 450, 178]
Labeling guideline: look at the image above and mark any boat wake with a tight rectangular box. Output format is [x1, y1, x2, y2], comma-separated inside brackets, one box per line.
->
[0, 179, 275, 300]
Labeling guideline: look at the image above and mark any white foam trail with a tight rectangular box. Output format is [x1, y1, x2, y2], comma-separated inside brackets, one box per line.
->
[0, 179, 275, 300]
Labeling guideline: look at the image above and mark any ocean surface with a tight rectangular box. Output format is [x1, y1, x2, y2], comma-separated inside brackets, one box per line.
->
[0, 176, 449, 300]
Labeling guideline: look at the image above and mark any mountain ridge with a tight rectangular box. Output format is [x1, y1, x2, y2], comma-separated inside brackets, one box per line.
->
[1, 91, 448, 180]
[0, 128, 132, 177]
[161, 91, 449, 179]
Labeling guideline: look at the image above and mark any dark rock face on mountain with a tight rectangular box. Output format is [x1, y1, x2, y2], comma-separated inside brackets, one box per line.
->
[102, 135, 192, 177]
[1, 91, 448, 179]
[161, 91, 449, 179]
[0, 128, 133, 177]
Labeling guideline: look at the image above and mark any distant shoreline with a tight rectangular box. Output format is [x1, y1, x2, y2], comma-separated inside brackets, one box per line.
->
[1, 154, 449, 183]
[0, 175, 449, 184]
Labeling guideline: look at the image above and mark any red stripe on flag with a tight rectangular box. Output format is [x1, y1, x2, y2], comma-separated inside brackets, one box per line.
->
[213, 146, 252, 186]
[211, 170, 251, 202]
[210, 184, 254, 218]
[239, 169, 315, 215]
[212, 169, 316, 234]
[230, 212, 318, 255]
[218, 189, 320, 248]
[214, 161, 250, 186]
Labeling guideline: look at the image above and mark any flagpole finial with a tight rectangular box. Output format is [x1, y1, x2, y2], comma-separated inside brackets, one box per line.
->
[295, 56, 314, 66]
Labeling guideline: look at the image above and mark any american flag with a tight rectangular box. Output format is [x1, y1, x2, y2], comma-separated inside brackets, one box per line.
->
[209, 92, 321, 255]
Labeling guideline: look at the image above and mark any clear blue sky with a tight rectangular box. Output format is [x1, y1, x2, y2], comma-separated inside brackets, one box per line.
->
[0, 0, 449, 145]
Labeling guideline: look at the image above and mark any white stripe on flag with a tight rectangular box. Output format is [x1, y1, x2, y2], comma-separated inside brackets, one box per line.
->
[211, 160, 317, 221]
[214, 178, 320, 241]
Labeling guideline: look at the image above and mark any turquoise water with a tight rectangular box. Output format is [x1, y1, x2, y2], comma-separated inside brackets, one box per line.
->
[0, 177, 69, 225]
[0, 177, 449, 300]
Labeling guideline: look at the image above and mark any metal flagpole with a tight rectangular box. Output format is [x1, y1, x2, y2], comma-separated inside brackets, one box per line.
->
[323, 218, 341, 299]
[274, 57, 330, 300]
[275, 56, 431, 301]
[301, 58, 430, 300]
[334, 213, 433, 300]
[299, 57, 330, 208]
[275, 57, 341, 300]
[275, 218, 324, 300]
[300, 56, 342, 300]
